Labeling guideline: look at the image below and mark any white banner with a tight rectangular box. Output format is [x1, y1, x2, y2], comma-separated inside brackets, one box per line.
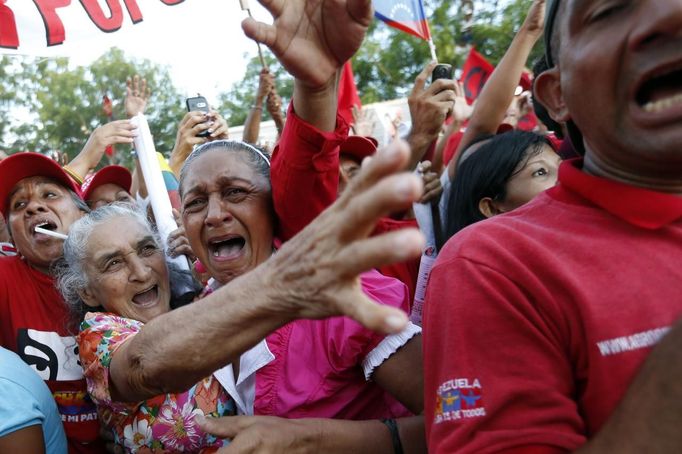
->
[0, 0, 206, 57]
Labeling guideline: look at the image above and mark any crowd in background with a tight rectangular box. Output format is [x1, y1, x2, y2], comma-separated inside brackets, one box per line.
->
[1, 0, 681, 453]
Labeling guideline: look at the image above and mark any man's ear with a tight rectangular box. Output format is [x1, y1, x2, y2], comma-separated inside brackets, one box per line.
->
[534, 68, 570, 123]
[479, 197, 502, 219]
[78, 287, 101, 308]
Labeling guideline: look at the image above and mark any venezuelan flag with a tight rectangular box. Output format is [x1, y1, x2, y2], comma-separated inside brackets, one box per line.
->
[373, 0, 431, 41]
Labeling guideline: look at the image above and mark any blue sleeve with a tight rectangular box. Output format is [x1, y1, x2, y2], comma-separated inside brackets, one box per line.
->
[0, 377, 44, 436]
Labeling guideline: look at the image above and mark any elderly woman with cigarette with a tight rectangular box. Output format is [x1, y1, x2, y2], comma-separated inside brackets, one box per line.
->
[56, 140, 424, 452]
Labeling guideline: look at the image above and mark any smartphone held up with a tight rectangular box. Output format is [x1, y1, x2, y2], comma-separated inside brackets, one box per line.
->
[431, 64, 453, 83]
[186, 95, 211, 138]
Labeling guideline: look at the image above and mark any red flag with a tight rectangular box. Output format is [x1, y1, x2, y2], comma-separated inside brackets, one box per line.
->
[337, 62, 361, 127]
[461, 48, 494, 104]
[102, 94, 113, 118]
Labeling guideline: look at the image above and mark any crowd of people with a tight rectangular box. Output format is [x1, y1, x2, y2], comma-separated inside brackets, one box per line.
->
[1, 0, 680, 453]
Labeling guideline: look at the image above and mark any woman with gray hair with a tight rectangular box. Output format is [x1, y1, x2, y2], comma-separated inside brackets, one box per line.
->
[57, 139, 425, 452]
[173, 138, 425, 452]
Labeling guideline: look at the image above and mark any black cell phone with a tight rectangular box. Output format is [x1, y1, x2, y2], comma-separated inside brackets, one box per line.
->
[432, 64, 454, 83]
[186, 95, 211, 138]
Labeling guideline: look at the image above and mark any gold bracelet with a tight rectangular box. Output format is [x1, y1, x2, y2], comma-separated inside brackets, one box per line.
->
[62, 165, 84, 185]
[251, 105, 263, 110]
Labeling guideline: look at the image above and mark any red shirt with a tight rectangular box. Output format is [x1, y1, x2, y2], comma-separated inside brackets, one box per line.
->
[423, 159, 682, 453]
[0, 256, 103, 454]
[271, 104, 420, 300]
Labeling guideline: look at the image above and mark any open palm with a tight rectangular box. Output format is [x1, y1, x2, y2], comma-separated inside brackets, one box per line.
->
[243, 0, 372, 88]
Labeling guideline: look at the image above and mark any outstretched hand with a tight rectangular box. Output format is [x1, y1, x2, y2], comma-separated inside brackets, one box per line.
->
[125, 75, 151, 118]
[242, 0, 373, 89]
[261, 139, 424, 334]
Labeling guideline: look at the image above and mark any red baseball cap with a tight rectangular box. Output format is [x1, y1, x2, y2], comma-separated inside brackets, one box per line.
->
[81, 165, 132, 203]
[339, 136, 378, 163]
[0, 152, 82, 217]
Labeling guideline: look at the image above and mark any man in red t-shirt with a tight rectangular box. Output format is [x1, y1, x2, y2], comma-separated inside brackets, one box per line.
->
[423, 1, 682, 453]
[0, 153, 103, 453]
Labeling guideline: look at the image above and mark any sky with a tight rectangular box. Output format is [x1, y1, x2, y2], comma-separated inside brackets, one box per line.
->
[3, 0, 273, 103]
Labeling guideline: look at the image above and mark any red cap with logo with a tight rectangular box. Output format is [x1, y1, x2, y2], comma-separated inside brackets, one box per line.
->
[81, 165, 133, 203]
[0, 152, 82, 217]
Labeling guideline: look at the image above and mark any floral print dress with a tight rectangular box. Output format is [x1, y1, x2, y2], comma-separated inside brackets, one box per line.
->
[77, 313, 236, 453]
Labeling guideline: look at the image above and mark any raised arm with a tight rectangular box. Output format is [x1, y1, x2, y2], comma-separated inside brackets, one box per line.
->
[169, 110, 229, 176]
[266, 82, 286, 138]
[405, 62, 457, 171]
[455, 0, 545, 155]
[242, 0, 373, 130]
[242, 69, 274, 144]
[245, 0, 373, 239]
[109, 140, 425, 402]
[66, 120, 137, 181]
[432, 80, 471, 175]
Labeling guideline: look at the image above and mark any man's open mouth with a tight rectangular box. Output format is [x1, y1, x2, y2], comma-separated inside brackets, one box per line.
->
[208, 235, 246, 260]
[132, 285, 159, 307]
[636, 63, 682, 113]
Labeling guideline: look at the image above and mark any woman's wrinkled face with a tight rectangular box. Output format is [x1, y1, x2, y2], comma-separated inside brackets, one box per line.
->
[181, 149, 274, 285]
[80, 216, 170, 323]
[498, 145, 561, 212]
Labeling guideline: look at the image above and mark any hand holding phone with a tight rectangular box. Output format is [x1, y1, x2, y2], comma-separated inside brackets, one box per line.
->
[186, 95, 211, 138]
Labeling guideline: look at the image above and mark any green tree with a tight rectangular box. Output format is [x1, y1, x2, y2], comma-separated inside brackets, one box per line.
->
[0, 56, 17, 145]
[4, 48, 184, 169]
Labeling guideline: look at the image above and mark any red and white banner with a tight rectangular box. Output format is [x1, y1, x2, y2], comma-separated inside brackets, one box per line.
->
[0, 0, 195, 56]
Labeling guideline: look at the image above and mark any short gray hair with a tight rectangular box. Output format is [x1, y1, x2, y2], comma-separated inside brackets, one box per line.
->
[178, 140, 271, 198]
[55, 203, 158, 331]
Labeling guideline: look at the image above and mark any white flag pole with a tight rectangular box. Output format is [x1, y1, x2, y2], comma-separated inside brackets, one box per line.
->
[239, 0, 269, 70]
[428, 37, 438, 62]
[130, 113, 189, 272]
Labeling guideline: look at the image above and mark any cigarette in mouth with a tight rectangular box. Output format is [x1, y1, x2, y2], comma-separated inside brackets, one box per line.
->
[35, 227, 68, 240]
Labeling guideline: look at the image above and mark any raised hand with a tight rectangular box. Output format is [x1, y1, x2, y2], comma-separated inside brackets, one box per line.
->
[351, 105, 376, 137]
[408, 62, 457, 139]
[83, 120, 137, 162]
[261, 139, 424, 334]
[405, 62, 457, 169]
[169, 110, 229, 175]
[242, 0, 373, 89]
[256, 69, 275, 103]
[521, 0, 546, 36]
[452, 80, 473, 124]
[125, 75, 151, 118]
